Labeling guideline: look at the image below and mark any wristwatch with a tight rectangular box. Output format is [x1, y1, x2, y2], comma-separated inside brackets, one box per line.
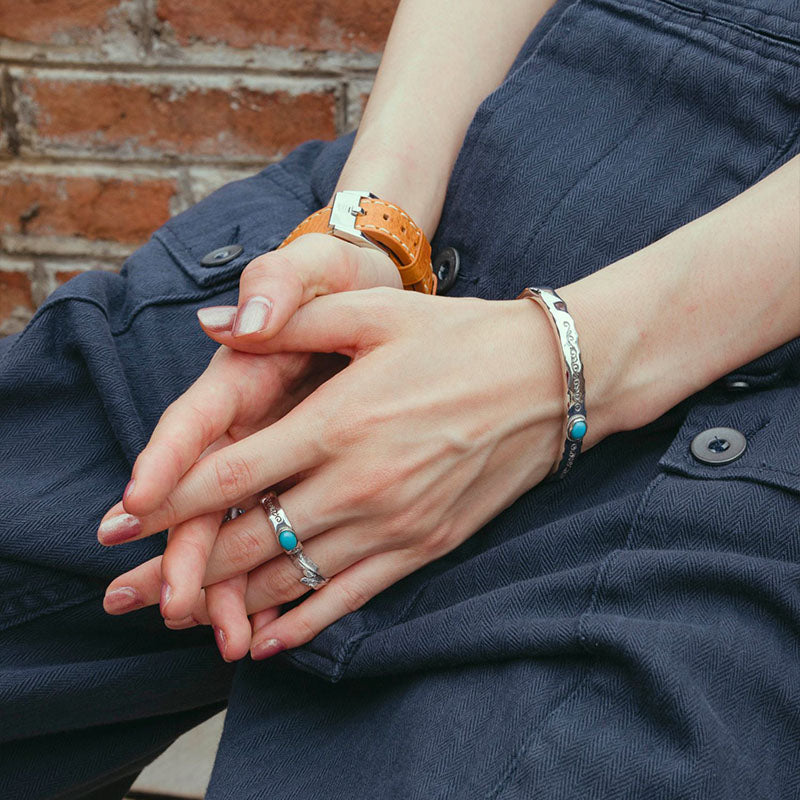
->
[279, 190, 437, 294]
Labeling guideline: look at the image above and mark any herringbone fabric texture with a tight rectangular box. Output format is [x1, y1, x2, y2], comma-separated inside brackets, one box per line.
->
[1, 0, 799, 797]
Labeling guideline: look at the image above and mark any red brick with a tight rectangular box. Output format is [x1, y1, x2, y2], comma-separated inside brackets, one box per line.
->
[21, 77, 337, 159]
[0, 174, 175, 243]
[156, 0, 399, 52]
[0, 0, 120, 44]
[0, 270, 34, 328]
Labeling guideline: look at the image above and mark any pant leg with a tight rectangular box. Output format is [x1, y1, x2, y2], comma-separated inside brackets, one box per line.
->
[0, 144, 327, 799]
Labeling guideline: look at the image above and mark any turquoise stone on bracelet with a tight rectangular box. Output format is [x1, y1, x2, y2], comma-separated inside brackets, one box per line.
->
[568, 418, 587, 441]
[278, 529, 298, 551]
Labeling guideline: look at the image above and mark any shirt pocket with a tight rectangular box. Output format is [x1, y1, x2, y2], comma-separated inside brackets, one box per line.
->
[150, 156, 320, 292]
[623, 380, 800, 565]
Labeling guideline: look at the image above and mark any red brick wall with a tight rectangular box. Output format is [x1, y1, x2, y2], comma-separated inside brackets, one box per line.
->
[0, 0, 397, 335]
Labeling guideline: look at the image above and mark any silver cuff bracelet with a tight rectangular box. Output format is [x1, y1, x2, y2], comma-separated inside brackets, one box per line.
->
[518, 286, 587, 480]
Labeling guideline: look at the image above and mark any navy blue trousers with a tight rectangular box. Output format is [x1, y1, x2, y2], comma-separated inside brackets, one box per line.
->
[2, 1, 799, 797]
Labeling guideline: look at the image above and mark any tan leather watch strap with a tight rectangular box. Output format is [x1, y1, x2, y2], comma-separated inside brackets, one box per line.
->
[280, 207, 331, 243]
[279, 194, 437, 294]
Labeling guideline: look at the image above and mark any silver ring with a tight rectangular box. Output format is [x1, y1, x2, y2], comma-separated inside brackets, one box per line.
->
[223, 506, 246, 523]
[258, 491, 329, 590]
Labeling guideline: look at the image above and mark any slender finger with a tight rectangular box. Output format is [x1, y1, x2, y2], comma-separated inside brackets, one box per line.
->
[206, 574, 250, 662]
[98, 406, 325, 546]
[160, 510, 225, 621]
[123, 357, 240, 518]
[250, 607, 281, 635]
[126, 350, 317, 519]
[231, 241, 310, 339]
[227, 235, 375, 340]
[202, 478, 349, 585]
[242, 525, 389, 615]
[250, 549, 423, 659]
[203, 287, 399, 356]
[104, 555, 212, 624]
[104, 555, 162, 614]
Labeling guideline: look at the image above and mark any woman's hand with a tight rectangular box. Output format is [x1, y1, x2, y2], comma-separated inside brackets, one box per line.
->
[102, 232, 401, 659]
[101, 347, 345, 656]
[99, 288, 574, 659]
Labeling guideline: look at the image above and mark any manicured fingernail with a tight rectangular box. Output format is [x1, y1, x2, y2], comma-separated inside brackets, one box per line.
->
[233, 296, 272, 336]
[104, 586, 144, 614]
[160, 581, 172, 613]
[214, 626, 230, 662]
[197, 306, 237, 331]
[98, 513, 141, 545]
[123, 479, 135, 502]
[251, 637, 286, 661]
[164, 615, 198, 630]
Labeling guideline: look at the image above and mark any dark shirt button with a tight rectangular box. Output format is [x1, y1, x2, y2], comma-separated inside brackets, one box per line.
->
[200, 244, 244, 267]
[690, 426, 747, 465]
[434, 247, 460, 294]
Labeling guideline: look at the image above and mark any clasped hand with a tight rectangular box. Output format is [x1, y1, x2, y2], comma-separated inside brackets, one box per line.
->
[99, 235, 565, 662]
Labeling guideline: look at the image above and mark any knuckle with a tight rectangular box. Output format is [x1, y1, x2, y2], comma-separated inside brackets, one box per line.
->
[244, 250, 305, 298]
[166, 534, 208, 571]
[160, 493, 181, 527]
[219, 526, 266, 572]
[317, 412, 355, 455]
[345, 462, 405, 514]
[241, 254, 273, 282]
[185, 400, 215, 444]
[336, 578, 371, 614]
[211, 452, 254, 503]
[412, 521, 452, 559]
[273, 563, 304, 599]
[291, 613, 319, 645]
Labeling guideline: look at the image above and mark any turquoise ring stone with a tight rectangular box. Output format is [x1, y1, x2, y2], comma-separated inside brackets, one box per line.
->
[278, 529, 298, 551]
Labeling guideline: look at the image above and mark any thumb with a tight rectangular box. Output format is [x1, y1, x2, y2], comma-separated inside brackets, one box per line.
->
[198, 288, 400, 357]
[197, 233, 398, 341]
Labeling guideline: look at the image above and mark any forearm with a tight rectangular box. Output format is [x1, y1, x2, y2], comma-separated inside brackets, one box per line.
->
[558, 155, 800, 445]
[333, 0, 556, 236]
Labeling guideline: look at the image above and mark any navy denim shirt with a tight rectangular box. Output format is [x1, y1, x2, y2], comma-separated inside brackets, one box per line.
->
[1, 0, 799, 797]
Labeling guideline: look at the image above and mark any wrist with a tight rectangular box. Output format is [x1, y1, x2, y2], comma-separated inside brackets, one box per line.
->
[332, 126, 450, 239]
[554, 280, 631, 447]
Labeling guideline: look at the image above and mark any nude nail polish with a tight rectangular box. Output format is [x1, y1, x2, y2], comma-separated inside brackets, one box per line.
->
[197, 306, 237, 331]
[251, 637, 286, 660]
[233, 296, 272, 336]
[214, 626, 230, 662]
[160, 581, 172, 613]
[98, 513, 142, 545]
[164, 615, 198, 630]
[104, 586, 143, 613]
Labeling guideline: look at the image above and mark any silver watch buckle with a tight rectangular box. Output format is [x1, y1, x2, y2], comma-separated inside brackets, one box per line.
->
[328, 190, 381, 250]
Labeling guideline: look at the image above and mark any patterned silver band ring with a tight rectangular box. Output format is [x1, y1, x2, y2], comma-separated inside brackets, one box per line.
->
[258, 491, 329, 590]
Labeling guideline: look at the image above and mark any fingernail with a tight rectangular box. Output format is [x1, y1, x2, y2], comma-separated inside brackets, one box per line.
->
[123, 479, 135, 503]
[197, 306, 237, 331]
[98, 513, 142, 545]
[233, 296, 272, 336]
[251, 636, 286, 661]
[214, 626, 230, 662]
[104, 586, 144, 614]
[160, 581, 172, 613]
[164, 615, 198, 630]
